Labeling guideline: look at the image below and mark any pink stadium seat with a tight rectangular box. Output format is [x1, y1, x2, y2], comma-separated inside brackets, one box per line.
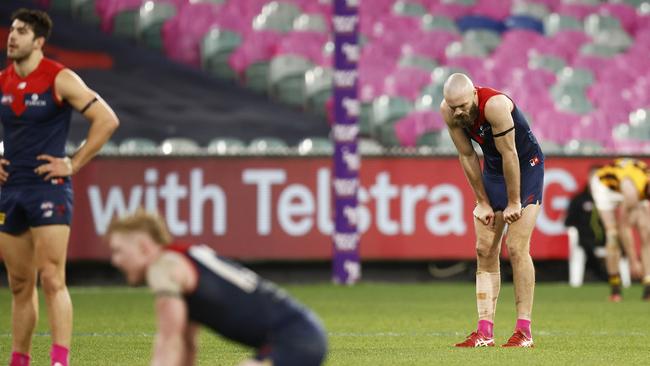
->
[427, 2, 473, 20]
[161, 1, 224, 66]
[572, 54, 614, 79]
[368, 15, 424, 43]
[472, 0, 512, 21]
[275, 32, 328, 64]
[497, 30, 544, 52]
[382, 66, 432, 101]
[556, 3, 598, 21]
[403, 30, 461, 64]
[359, 61, 395, 102]
[530, 31, 591, 61]
[228, 31, 283, 76]
[526, 0, 561, 12]
[394, 110, 445, 147]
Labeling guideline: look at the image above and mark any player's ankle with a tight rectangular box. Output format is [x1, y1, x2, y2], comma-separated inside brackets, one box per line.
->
[515, 318, 532, 338]
[50, 344, 69, 366]
[477, 319, 494, 338]
[10, 352, 30, 366]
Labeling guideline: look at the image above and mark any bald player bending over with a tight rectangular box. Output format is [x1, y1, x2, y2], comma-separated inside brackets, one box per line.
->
[440, 73, 544, 348]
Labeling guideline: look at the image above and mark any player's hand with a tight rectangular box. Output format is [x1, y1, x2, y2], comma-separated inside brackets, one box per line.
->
[503, 202, 523, 225]
[0, 159, 10, 185]
[35, 155, 73, 181]
[473, 202, 495, 228]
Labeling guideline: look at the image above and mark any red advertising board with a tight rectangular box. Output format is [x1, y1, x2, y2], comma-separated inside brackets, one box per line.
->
[67, 156, 627, 261]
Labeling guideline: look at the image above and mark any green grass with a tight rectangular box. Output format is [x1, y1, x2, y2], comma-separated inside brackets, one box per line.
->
[0, 283, 649, 365]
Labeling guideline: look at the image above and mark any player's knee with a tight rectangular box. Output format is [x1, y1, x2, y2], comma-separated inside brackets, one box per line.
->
[476, 241, 497, 260]
[39, 264, 66, 295]
[8, 273, 36, 298]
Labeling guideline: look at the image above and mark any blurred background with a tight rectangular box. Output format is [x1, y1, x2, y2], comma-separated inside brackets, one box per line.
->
[1, 0, 649, 285]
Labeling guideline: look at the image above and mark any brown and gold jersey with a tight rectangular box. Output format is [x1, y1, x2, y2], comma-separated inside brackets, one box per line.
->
[595, 158, 650, 199]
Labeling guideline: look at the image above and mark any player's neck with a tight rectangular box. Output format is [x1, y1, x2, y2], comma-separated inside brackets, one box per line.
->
[13, 51, 44, 78]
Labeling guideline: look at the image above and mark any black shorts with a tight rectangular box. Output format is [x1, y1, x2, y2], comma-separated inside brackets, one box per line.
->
[256, 311, 328, 366]
[482, 161, 544, 212]
[0, 183, 73, 234]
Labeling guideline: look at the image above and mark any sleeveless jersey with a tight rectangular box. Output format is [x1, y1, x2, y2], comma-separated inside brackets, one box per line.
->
[463, 87, 543, 175]
[596, 158, 649, 199]
[165, 244, 310, 348]
[0, 58, 72, 187]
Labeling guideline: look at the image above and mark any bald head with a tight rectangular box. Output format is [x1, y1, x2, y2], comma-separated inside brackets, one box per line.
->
[443, 73, 475, 105]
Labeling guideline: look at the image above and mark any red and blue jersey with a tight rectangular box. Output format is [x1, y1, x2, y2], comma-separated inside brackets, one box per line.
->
[165, 243, 313, 349]
[464, 87, 543, 175]
[0, 58, 72, 187]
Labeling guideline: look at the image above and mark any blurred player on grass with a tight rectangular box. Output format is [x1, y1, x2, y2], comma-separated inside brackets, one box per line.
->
[590, 158, 650, 301]
[441, 73, 544, 348]
[106, 210, 327, 366]
[0, 8, 119, 366]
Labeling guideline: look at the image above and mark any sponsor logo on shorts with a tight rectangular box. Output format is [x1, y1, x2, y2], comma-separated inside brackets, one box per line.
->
[41, 201, 54, 218]
[529, 156, 540, 167]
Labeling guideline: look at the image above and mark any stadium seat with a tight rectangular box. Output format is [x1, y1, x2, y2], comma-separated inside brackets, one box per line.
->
[445, 38, 491, 58]
[135, 1, 177, 50]
[292, 13, 328, 33]
[392, 0, 428, 17]
[421, 15, 460, 33]
[118, 138, 159, 154]
[160, 137, 201, 155]
[543, 13, 583, 36]
[201, 28, 242, 80]
[463, 29, 502, 52]
[415, 83, 445, 111]
[269, 54, 314, 106]
[206, 137, 246, 154]
[252, 1, 301, 33]
[304, 66, 332, 116]
[456, 15, 506, 33]
[51, 0, 74, 13]
[398, 54, 438, 72]
[528, 54, 566, 73]
[248, 137, 289, 153]
[371, 96, 413, 132]
[511, 1, 550, 20]
[394, 110, 446, 147]
[112, 8, 139, 39]
[504, 15, 545, 34]
[296, 137, 333, 155]
[562, 139, 604, 155]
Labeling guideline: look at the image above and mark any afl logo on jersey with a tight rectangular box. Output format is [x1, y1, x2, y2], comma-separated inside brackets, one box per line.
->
[25, 93, 47, 107]
[1, 94, 13, 105]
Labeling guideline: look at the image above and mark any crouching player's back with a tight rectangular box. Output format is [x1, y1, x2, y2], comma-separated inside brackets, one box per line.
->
[106, 210, 327, 366]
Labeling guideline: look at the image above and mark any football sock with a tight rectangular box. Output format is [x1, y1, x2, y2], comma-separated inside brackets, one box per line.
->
[10, 352, 30, 366]
[476, 271, 500, 323]
[515, 318, 532, 339]
[643, 276, 650, 299]
[477, 319, 494, 338]
[609, 274, 622, 296]
[50, 344, 69, 366]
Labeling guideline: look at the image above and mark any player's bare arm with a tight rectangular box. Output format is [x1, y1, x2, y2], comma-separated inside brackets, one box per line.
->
[149, 253, 195, 366]
[35, 69, 119, 180]
[441, 100, 494, 227]
[0, 71, 9, 184]
[484, 95, 521, 224]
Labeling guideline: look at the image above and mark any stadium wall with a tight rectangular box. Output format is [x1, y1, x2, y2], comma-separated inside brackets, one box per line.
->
[64, 155, 631, 261]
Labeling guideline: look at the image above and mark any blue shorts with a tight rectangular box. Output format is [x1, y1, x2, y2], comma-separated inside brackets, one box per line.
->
[0, 183, 74, 234]
[482, 161, 544, 212]
[256, 311, 328, 366]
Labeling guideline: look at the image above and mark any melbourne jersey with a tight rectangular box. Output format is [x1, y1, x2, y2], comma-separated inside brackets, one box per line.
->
[160, 244, 311, 348]
[463, 87, 543, 175]
[0, 58, 72, 187]
[595, 158, 650, 199]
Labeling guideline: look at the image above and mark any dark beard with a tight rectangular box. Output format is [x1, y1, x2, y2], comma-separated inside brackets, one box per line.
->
[456, 102, 479, 129]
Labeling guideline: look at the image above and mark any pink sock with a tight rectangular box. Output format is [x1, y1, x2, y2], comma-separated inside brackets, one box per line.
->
[50, 344, 69, 366]
[516, 318, 532, 338]
[10, 352, 30, 366]
[477, 319, 494, 338]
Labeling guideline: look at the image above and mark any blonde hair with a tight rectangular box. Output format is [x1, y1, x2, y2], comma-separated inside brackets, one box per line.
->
[106, 209, 172, 246]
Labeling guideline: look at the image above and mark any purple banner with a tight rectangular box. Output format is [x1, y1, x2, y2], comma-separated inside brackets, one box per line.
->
[332, 0, 360, 284]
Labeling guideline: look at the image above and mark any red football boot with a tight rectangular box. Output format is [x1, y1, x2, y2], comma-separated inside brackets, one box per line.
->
[454, 331, 495, 348]
[501, 329, 534, 348]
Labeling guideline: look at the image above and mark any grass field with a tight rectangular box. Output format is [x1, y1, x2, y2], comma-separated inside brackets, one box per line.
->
[0, 283, 648, 365]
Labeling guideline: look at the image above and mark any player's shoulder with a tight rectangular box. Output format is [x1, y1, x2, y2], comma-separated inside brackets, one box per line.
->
[147, 251, 189, 296]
